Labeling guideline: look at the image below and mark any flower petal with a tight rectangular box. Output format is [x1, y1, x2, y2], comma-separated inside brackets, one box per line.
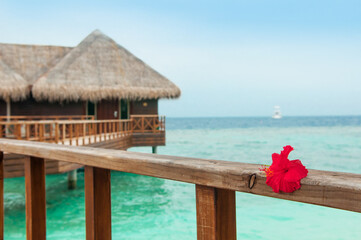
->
[266, 172, 286, 193]
[271, 152, 287, 171]
[280, 145, 294, 160]
[284, 160, 308, 182]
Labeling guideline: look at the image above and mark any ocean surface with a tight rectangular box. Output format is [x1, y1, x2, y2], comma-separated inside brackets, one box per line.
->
[4, 116, 361, 239]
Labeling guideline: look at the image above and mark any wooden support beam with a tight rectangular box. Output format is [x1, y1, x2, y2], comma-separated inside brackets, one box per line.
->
[3, 139, 361, 214]
[0, 152, 3, 240]
[196, 185, 236, 240]
[85, 166, 111, 240]
[25, 156, 46, 240]
[68, 169, 77, 190]
[152, 146, 157, 154]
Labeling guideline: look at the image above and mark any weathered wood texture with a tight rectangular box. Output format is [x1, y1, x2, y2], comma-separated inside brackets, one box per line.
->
[1, 115, 164, 178]
[0, 152, 3, 240]
[131, 132, 165, 147]
[1, 139, 361, 213]
[131, 115, 165, 133]
[196, 185, 236, 240]
[88, 136, 132, 150]
[25, 156, 46, 240]
[85, 166, 111, 240]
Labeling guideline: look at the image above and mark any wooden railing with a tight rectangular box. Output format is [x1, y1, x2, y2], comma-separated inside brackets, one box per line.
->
[0, 119, 133, 145]
[0, 115, 94, 122]
[131, 115, 165, 133]
[0, 139, 361, 239]
[0, 116, 165, 143]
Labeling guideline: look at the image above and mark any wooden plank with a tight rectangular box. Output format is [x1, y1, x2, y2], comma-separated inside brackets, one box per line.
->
[196, 185, 236, 240]
[85, 166, 111, 240]
[4, 170, 25, 178]
[55, 123, 59, 144]
[25, 156, 46, 240]
[2, 139, 361, 213]
[0, 152, 3, 240]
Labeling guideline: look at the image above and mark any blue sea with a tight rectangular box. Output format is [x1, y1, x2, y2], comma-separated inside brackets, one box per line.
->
[5, 116, 361, 239]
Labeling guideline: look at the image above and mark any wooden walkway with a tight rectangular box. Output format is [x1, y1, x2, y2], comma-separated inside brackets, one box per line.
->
[0, 139, 361, 239]
[0, 115, 165, 177]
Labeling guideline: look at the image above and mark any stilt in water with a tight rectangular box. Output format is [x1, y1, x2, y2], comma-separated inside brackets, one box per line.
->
[68, 169, 77, 189]
[152, 146, 157, 154]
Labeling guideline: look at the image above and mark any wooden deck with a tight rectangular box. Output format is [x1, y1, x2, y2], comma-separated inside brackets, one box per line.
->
[0, 139, 361, 239]
[0, 115, 165, 178]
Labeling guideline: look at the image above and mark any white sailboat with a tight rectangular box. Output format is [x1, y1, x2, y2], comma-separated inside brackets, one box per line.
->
[272, 106, 282, 119]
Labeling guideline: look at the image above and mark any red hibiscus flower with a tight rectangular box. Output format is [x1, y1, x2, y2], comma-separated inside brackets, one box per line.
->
[261, 145, 308, 193]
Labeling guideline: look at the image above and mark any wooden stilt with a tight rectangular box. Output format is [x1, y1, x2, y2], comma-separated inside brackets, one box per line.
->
[67, 169, 77, 189]
[152, 146, 157, 154]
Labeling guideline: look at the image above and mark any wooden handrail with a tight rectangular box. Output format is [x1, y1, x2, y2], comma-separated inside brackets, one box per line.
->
[131, 115, 165, 133]
[0, 115, 94, 121]
[0, 139, 361, 239]
[130, 114, 160, 117]
[0, 119, 130, 125]
[0, 139, 360, 212]
[0, 119, 135, 145]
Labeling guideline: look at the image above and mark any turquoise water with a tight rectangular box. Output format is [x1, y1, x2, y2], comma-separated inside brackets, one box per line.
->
[5, 116, 361, 239]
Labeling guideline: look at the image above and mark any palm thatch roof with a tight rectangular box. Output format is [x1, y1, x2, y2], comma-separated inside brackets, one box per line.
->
[0, 30, 181, 102]
[0, 43, 71, 101]
[0, 59, 29, 100]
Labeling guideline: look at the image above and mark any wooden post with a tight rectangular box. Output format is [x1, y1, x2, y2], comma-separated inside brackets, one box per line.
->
[26, 124, 30, 140]
[196, 185, 236, 240]
[25, 157, 46, 240]
[39, 124, 44, 142]
[62, 124, 66, 144]
[69, 124, 73, 146]
[55, 123, 59, 144]
[83, 123, 86, 145]
[153, 117, 156, 133]
[152, 146, 157, 154]
[68, 170, 77, 189]
[75, 124, 79, 146]
[0, 152, 4, 240]
[85, 166, 111, 240]
[99, 123, 102, 141]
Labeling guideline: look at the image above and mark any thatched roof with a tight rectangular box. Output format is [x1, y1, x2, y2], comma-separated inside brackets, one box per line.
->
[0, 30, 181, 102]
[0, 43, 71, 101]
[0, 59, 29, 100]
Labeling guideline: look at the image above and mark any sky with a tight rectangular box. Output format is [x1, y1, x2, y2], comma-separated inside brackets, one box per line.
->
[1, 0, 361, 117]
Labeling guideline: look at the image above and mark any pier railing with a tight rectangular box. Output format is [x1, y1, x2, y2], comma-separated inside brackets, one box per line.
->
[0, 115, 165, 145]
[0, 115, 94, 121]
[131, 115, 165, 133]
[0, 139, 361, 240]
[0, 119, 132, 145]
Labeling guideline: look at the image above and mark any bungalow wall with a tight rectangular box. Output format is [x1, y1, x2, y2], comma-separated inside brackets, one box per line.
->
[96, 100, 119, 120]
[130, 99, 158, 115]
[10, 97, 85, 116]
[0, 100, 5, 115]
[1, 98, 159, 118]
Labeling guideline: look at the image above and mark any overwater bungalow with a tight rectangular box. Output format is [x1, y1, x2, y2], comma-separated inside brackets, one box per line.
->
[0, 30, 180, 179]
